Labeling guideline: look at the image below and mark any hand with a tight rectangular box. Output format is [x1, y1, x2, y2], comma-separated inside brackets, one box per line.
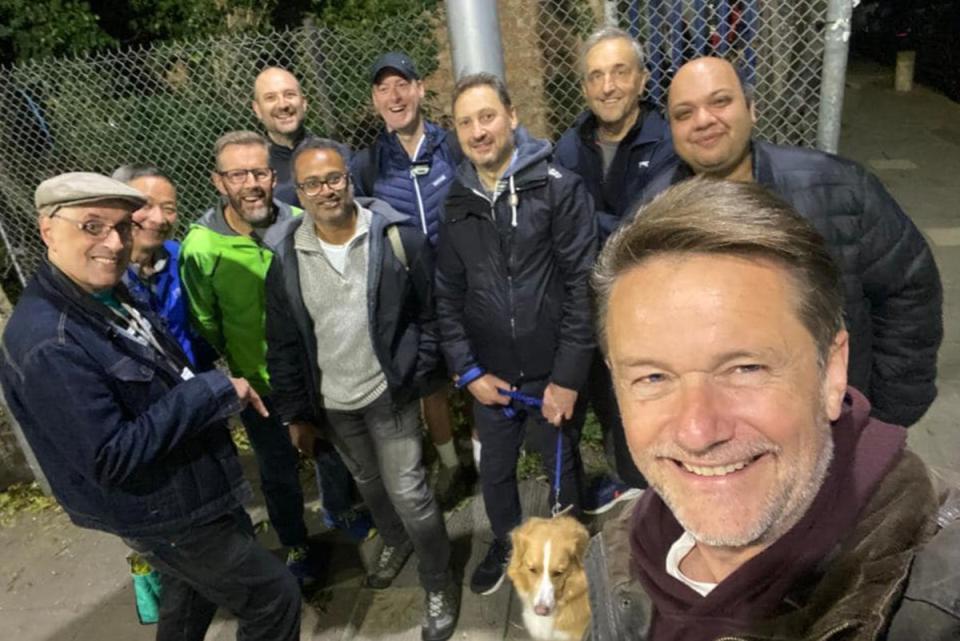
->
[229, 377, 269, 417]
[467, 373, 513, 406]
[542, 382, 577, 427]
[287, 421, 318, 456]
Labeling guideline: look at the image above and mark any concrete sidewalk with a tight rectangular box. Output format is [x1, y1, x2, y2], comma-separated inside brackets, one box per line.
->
[2, 57, 959, 641]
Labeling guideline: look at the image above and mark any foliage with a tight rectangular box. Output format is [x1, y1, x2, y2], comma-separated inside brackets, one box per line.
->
[0, 481, 61, 526]
[317, 0, 439, 29]
[0, 0, 115, 64]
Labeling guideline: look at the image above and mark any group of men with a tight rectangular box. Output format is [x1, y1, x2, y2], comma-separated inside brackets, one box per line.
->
[1, 22, 956, 641]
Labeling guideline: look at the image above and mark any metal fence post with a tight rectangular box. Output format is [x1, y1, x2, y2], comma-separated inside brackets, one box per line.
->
[445, 0, 506, 81]
[816, 0, 854, 153]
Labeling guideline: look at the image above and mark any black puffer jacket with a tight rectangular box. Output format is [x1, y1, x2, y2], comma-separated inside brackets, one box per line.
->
[435, 129, 598, 390]
[638, 141, 943, 426]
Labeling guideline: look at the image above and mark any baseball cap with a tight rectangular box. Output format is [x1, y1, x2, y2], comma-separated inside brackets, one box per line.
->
[369, 52, 420, 84]
[35, 172, 147, 216]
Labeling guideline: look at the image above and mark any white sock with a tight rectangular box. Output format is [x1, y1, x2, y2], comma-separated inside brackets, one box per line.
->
[436, 439, 459, 468]
[471, 436, 482, 470]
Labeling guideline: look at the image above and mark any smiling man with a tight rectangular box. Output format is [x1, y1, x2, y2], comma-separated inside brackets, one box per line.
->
[584, 177, 960, 641]
[263, 137, 459, 641]
[637, 56, 942, 428]
[0, 172, 299, 641]
[252, 66, 310, 206]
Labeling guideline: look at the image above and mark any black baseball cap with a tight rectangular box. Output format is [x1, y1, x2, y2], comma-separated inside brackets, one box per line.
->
[369, 51, 420, 84]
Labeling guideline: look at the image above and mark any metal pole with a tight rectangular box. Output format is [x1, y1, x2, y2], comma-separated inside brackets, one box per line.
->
[604, 0, 618, 26]
[445, 0, 506, 81]
[816, 0, 855, 153]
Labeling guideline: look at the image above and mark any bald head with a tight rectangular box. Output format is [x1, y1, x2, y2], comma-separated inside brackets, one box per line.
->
[667, 57, 756, 181]
[252, 67, 307, 147]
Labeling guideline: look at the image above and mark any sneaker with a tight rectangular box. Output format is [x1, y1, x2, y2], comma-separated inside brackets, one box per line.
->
[583, 476, 644, 515]
[286, 544, 323, 589]
[434, 465, 464, 511]
[422, 582, 461, 641]
[323, 508, 375, 542]
[469, 539, 510, 595]
[367, 539, 414, 589]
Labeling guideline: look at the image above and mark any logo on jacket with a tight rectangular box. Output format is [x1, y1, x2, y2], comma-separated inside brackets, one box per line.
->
[548, 168, 563, 179]
[638, 161, 650, 170]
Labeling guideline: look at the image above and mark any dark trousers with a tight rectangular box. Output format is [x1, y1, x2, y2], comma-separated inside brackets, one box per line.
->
[241, 396, 355, 547]
[124, 509, 301, 641]
[324, 393, 451, 591]
[587, 352, 647, 488]
[474, 379, 587, 542]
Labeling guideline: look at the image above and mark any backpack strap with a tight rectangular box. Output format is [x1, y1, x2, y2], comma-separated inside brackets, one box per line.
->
[387, 225, 408, 271]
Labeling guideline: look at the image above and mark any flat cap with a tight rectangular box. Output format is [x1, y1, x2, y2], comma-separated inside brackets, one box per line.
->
[370, 51, 419, 84]
[35, 172, 147, 215]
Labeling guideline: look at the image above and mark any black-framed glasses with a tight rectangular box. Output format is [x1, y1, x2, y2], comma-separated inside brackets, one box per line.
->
[52, 213, 141, 240]
[217, 167, 274, 185]
[296, 173, 349, 196]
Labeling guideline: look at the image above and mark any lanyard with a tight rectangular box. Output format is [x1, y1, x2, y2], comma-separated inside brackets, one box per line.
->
[499, 388, 564, 517]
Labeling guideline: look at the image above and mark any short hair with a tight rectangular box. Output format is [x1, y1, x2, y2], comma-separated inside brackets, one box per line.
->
[213, 130, 269, 168]
[111, 164, 173, 185]
[452, 72, 513, 113]
[290, 136, 352, 176]
[593, 177, 844, 365]
[581, 26, 647, 75]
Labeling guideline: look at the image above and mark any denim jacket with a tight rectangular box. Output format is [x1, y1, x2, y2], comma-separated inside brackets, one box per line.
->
[0, 260, 251, 538]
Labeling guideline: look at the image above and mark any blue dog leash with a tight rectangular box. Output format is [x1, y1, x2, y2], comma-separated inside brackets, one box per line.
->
[498, 388, 564, 516]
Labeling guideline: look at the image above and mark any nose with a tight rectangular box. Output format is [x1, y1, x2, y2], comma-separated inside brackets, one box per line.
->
[673, 375, 733, 454]
[102, 225, 128, 251]
[142, 204, 164, 227]
[469, 120, 485, 140]
[692, 106, 717, 129]
[602, 71, 616, 94]
[241, 170, 259, 186]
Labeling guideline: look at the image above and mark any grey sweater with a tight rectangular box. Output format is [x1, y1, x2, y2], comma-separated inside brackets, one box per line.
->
[294, 206, 387, 411]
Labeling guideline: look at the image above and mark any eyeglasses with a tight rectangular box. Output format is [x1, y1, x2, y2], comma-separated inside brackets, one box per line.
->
[296, 173, 349, 196]
[217, 167, 274, 185]
[52, 213, 141, 240]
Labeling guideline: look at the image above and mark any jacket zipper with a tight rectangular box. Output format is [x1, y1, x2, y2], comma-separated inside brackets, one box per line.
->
[413, 171, 428, 235]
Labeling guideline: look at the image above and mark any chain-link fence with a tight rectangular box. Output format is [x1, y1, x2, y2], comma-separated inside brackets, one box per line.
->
[0, 0, 830, 288]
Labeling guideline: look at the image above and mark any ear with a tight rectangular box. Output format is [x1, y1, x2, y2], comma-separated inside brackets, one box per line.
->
[638, 70, 650, 98]
[38, 214, 54, 249]
[508, 105, 519, 130]
[212, 171, 227, 197]
[823, 329, 849, 421]
[252, 99, 262, 122]
[749, 100, 757, 125]
[416, 80, 425, 101]
[508, 527, 528, 575]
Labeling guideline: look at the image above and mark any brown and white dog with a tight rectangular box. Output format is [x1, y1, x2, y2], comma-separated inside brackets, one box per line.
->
[507, 516, 591, 641]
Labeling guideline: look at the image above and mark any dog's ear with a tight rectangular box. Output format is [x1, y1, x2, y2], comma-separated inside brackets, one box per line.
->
[508, 526, 529, 577]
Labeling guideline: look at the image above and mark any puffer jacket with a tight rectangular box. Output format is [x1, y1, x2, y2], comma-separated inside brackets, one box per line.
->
[554, 103, 672, 242]
[350, 120, 461, 246]
[435, 128, 598, 390]
[265, 198, 441, 427]
[637, 141, 943, 426]
[0, 260, 249, 538]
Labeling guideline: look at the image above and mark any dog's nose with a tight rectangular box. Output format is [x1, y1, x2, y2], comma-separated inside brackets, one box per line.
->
[534, 604, 553, 616]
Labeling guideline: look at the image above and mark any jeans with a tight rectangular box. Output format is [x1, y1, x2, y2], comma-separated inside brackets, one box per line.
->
[586, 352, 647, 488]
[241, 397, 355, 547]
[473, 378, 587, 542]
[124, 509, 301, 641]
[324, 393, 451, 591]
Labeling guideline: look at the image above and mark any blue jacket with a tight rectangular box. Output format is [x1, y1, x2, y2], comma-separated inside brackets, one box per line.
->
[124, 240, 215, 371]
[554, 104, 671, 242]
[350, 120, 461, 246]
[0, 260, 250, 538]
[265, 198, 441, 427]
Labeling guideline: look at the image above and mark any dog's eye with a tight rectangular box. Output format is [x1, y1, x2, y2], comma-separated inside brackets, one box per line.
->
[528, 566, 540, 574]
[551, 570, 563, 578]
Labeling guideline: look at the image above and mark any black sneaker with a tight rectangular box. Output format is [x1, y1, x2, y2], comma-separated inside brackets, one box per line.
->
[421, 581, 461, 641]
[469, 539, 510, 595]
[367, 539, 414, 589]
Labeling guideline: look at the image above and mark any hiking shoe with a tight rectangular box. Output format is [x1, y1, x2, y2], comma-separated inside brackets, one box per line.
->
[422, 582, 461, 641]
[286, 544, 323, 589]
[367, 539, 414, 589]
[323, 507, 375, 542]
[434, 465, 465, 511]
[583, 475, 644, 515]
[470, 539, 510, 595]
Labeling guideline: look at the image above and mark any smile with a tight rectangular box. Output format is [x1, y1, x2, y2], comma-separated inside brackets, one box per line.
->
[676, 454, 763, 477]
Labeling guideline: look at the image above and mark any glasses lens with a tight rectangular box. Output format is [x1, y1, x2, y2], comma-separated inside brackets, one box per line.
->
[81, 221, 108, 237]
[224, 170, 247, 184]
[252, 169, 272, 181]
[327, 173, 346, 189]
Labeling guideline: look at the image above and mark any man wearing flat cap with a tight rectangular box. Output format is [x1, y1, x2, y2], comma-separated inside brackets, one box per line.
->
[350, 51, 467, 508]
[0, 172, 302, 641]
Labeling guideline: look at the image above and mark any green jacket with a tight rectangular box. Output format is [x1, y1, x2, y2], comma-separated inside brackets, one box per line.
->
[180, 199, 302, 395]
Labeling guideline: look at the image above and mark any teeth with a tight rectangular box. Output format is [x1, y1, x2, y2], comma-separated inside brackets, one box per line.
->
[681, 460, 749, 477]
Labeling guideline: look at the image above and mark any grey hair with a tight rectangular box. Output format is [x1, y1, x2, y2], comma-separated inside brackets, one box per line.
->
[593, 177, 844, 366]
[290, 136, 352, 174]
[111, 163, 172, 185]
[213, 130, 269, 168]
[581, 26, 647, 75]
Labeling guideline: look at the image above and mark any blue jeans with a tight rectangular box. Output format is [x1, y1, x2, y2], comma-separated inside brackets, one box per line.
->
[324, 393, 451, 591]
[240, 397, 354, 547]
[124, 509, 301, 641]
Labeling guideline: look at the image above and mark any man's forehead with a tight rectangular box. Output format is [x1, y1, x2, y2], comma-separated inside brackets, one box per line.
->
[454, 86, 505, 116]
[669, 58, 742, 102]
[254, 69, 301, 96]
[218, 143, 268, 165]
[585, 37, 639, 69]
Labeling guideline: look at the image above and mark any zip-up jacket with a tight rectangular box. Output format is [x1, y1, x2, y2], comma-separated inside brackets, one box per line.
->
[638, 141, 943, 427]
[435, 129, 598, 391]
[179, 199, 301, 395]
[0, 260, 249, 538]
[554, 103, 672, 242]
[264, 198, 441, 427]
[268, 128, 308, 208]
[350, 120, 461, 246]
